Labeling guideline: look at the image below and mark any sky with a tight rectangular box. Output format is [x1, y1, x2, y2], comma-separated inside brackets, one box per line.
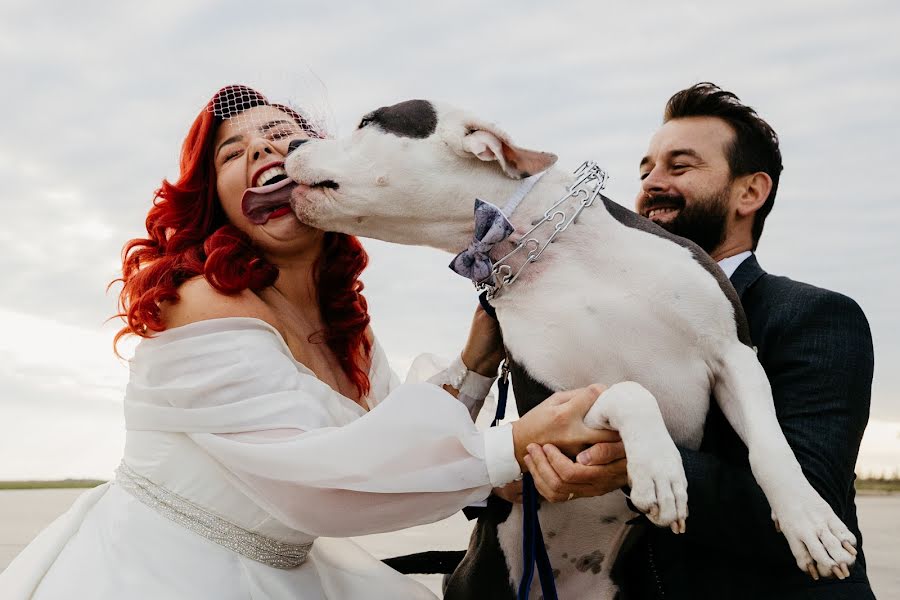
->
[0, 0, 898, 479]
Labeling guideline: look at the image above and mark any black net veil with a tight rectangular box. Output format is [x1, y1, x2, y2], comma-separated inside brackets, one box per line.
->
[206, 83, 331, 141]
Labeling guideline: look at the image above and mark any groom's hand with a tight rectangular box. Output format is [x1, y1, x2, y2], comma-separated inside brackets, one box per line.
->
[512, 385, 615, 468]
[524, 442, 628, 502]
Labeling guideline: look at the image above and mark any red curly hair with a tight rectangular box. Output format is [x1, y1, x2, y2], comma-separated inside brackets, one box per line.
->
[113, 85, 372, 396]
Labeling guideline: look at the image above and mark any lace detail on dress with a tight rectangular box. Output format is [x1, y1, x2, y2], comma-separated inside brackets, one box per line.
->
[116, 462, 312, 569]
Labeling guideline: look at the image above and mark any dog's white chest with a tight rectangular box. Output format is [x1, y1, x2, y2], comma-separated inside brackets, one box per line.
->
[493, 218, 730, 446]
[498, 494, 632, 599]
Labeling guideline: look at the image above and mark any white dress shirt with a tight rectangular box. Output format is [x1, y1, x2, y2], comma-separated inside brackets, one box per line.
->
[717, 250, 752, 279]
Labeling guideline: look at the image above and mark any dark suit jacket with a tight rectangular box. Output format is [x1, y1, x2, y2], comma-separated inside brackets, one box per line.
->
[616, 254, 876, 599]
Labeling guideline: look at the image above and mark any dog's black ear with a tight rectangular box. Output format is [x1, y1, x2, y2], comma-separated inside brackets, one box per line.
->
[462, 128, 557, 179]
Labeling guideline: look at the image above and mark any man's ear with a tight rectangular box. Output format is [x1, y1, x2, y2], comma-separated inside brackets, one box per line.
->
[460, 126, 557, 180]
[735, 172, 773, 217]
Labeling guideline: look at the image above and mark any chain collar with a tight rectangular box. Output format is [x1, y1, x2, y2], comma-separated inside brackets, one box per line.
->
[477, 161, 608, 299]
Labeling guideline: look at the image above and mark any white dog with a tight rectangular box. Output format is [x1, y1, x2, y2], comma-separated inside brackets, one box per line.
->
[273, 100, 857, 598]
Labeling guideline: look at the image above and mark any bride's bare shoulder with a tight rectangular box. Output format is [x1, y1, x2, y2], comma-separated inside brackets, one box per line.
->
[160, 276, 281, 331]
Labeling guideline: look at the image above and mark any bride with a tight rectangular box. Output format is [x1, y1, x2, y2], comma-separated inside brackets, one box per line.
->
[0, 85, 612, 599]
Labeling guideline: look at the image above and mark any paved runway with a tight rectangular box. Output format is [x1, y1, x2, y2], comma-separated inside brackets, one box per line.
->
[2, 489, 897, 597]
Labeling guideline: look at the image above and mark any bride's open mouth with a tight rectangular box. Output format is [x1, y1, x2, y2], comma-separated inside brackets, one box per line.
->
[242, 162, 297, 224]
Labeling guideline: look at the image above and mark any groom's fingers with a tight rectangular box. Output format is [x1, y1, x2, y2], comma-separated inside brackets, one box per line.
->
[542, 444, 630, 498]
[525, 445, 570, 502]
[544, 444, 610, 484]
[577, 441, 627, 466]
[525, 455, 569, 503]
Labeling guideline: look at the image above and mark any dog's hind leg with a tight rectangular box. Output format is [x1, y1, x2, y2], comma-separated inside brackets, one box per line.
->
[711, 341, 857, 579]
[583, 382, 689, 532]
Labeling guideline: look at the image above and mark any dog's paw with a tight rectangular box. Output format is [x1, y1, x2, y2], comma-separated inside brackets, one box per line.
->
[771, 489, 857, 580]
[586, 382, 689, 532]
[626, 436, 688, 532]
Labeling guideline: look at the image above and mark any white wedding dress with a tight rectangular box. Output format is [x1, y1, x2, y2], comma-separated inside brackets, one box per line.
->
[0, 318, 520, 599]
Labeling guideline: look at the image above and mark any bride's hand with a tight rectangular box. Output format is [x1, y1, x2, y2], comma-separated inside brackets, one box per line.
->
[511, 385, 618, 470]
[460, 305, 504, 376]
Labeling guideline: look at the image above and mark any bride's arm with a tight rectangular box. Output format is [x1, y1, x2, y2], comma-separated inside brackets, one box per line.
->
[197, 381, 518, 538]
[131, 297, 519, 539]
[144, 285, 601, 538]
[130, 318, 607, 539]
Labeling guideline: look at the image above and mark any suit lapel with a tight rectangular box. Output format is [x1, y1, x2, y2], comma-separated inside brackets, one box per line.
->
[729, 253, 765, 298]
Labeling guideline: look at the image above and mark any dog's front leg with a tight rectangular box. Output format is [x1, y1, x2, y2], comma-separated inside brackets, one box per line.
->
[583, 382, 688, 532]
[711, 342, 857, 579]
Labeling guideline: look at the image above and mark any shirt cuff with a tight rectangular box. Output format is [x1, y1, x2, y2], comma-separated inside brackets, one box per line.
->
[441, 354, 497, 398]
[427, 355, 497, 420]
[459, 368, 496, 400]
[483, 423, 521, 487]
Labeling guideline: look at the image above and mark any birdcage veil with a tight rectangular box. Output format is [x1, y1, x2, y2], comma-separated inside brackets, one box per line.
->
[206, 69, 337, 140]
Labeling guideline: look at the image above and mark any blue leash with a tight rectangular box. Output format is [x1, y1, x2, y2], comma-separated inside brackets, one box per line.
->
[519, 474, 558, 600]
[480, 292, 558, 600]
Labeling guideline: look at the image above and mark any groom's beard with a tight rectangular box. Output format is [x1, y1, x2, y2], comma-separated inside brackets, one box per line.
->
[650, 188, 730, 255]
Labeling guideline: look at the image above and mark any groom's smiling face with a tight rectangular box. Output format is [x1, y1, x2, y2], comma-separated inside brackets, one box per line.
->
[635, 116, 740, 254]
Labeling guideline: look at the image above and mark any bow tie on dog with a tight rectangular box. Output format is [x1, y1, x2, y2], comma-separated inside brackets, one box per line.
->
[449, 199, 515, 285]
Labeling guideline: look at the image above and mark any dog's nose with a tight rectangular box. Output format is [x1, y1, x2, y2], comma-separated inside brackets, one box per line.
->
[288, 138, 309, 153]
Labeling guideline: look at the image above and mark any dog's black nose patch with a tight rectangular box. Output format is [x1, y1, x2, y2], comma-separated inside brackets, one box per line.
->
[288, 138, 309, 153]
[362, 99, 437, 139]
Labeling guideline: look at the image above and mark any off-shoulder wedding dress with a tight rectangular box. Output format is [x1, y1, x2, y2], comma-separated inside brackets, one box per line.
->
[0, 318, 520, 599]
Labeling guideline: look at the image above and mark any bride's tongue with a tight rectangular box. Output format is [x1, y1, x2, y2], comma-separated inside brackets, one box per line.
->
[241, 177, 297, 224]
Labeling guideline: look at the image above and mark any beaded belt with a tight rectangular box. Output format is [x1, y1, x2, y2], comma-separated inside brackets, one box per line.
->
[115, 462, 312, 569]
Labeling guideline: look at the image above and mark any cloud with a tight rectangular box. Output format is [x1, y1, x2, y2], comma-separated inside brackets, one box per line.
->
[0, 1, 898, 479]
[0, 308, 129, 479]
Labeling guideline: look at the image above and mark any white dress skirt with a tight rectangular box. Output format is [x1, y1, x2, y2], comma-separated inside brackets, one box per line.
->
[0, 318, 520, 599]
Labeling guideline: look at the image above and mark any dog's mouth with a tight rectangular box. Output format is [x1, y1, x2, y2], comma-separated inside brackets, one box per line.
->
[241, 152, 343, 226]
[286, 179, 343, 227]
[310, 179, 339, 190]
[289, 179, 340, 205]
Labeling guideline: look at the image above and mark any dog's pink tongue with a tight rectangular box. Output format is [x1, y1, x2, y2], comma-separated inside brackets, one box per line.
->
[241, 179, 297, 224]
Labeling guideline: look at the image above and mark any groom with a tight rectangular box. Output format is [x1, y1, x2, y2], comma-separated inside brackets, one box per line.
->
[526, 82, 875, 598]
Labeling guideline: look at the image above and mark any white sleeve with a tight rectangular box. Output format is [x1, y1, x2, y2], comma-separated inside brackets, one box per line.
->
[124, 318, 520, 538]
[404, 352, 497, 421]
